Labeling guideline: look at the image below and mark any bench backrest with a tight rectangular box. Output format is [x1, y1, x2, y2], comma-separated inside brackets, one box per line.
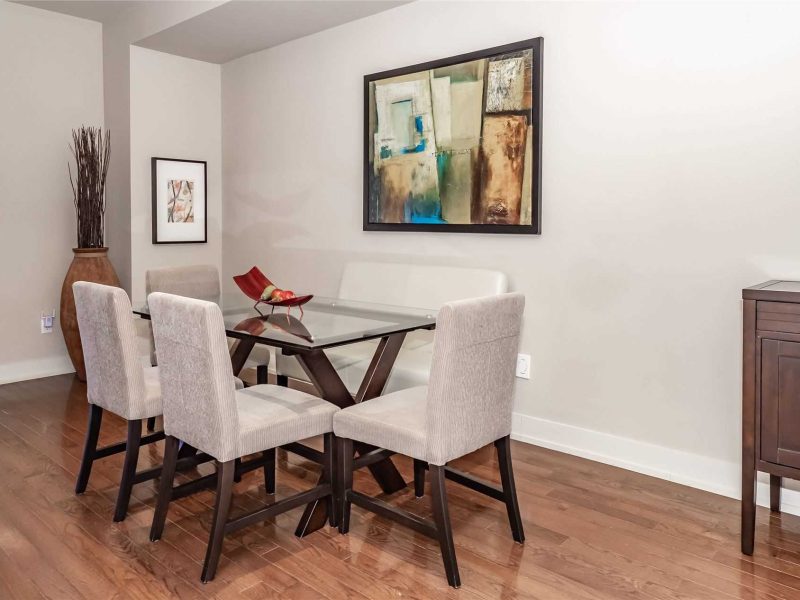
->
[338, 262, 508, 309]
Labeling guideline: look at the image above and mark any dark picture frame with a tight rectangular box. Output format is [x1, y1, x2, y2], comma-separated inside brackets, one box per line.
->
[364, 37, 543, 234]
[151, 157, 208, 244]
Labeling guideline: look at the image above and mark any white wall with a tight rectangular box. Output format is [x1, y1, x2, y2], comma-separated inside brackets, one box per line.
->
[103, 25, 133, 296]
[221, 1, 800, 501]
[104, 1, 226, 295]
[130, 46, 222, 301]
[0, 1, 103, 382]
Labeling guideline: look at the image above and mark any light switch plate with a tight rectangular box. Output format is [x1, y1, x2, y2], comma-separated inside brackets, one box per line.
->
[515, 353, 531, 379]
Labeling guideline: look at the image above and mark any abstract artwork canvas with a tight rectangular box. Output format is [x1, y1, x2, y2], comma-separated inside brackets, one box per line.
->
[364, 38, 542, 234]
[151, 157, 207, 244]
[167, 179, 195, 223]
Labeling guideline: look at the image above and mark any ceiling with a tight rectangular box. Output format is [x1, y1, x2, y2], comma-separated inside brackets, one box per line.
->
[15, 1, 159, 24]
[15, 0, 410, 64]
[135, 1, 409, 64]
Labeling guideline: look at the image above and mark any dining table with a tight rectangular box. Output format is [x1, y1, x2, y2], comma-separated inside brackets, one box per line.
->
[134, 293, 437, 537]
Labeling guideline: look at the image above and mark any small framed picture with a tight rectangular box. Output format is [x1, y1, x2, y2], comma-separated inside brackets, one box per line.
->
[151, 157, 207, 244]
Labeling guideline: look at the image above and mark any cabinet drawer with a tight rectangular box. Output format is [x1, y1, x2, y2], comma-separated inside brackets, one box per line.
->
[757, 301, 800, 334]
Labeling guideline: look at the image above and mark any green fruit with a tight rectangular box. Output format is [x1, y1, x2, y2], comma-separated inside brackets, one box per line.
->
[260, 284, 277, 300]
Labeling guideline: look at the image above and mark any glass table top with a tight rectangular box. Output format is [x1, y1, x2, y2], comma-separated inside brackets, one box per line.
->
[134, 294, 437, 351]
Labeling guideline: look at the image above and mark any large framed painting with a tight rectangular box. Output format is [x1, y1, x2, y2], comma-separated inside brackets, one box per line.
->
[364, 38, 543, 234]
[151, 157, 207, 244]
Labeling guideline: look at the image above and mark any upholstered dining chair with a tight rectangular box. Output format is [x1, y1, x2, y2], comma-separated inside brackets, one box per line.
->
[147, 292, 340, 582]
[73, 282, 244, 521]
[72, 281, 168, 522]
[333, 293, 526, 588]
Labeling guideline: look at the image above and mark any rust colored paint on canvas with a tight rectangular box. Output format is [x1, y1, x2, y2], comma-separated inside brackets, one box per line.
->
[377, 156, 439, 223]
[377, 161, 409, 223]
[477, 115, 527, 224]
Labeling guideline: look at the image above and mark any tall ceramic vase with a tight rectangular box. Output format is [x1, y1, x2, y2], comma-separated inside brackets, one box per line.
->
[60, 247, 120, 381]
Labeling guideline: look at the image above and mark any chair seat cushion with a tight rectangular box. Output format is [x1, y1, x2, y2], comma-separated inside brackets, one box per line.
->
[333, 386, 428, 461]
[235, 385, 338, 456]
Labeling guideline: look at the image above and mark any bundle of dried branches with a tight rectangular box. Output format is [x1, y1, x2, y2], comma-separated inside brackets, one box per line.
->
[68, 126, 110, 248]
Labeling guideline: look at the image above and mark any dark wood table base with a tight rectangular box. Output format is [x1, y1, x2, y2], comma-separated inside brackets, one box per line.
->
[286, 333, 408, 536]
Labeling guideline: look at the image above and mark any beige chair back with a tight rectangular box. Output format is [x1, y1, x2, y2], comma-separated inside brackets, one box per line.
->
[73, 282, 149, 420]
[148, 292, 240, 461]
[146, 265, 220, 300]
[425, 293, 525, 465]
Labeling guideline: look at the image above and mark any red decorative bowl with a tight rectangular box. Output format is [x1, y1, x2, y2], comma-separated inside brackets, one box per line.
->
[262, 295, 314, 308]
[233, 266, 313, 315]
[233, 266, 273, 302]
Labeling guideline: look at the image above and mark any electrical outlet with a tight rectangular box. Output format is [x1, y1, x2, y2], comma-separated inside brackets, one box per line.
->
[41, 310, 55, 334]
[515, 353, 531, 379]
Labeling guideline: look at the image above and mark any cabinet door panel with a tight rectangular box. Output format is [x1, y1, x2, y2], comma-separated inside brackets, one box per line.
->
[761, 339, 800, 468]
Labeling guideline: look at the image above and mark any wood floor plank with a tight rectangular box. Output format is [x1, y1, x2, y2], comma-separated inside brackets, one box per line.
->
[458, 455, 800, 598]
[0, 424, 207, 599]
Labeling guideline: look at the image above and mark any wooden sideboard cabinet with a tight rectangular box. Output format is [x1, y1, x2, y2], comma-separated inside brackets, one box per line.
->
[742, 280, 800, 554]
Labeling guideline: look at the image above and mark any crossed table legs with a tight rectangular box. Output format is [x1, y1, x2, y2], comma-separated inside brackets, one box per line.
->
[231, 332, 409, 537]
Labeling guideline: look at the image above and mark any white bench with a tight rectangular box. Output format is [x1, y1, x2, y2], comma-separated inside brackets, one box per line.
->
[275, 262, 508, 394]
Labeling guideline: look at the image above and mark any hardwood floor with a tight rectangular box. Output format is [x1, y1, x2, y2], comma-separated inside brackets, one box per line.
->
[1, 375, 800, 599]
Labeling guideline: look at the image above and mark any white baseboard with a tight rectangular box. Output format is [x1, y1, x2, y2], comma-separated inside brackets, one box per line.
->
[0, 355, 75, 385]
[511, 412, 800, 517]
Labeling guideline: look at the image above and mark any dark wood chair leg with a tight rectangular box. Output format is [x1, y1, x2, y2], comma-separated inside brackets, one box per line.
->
[150, 435, 180, 541]
[276, 374, 289, 387]
[257, 365, 268, 385]
[495, 435, 525, 543]
[146, 416, 156, 432]
[113, 419, 142, 522]
[201, 460, 236, 583]
[430, 465, 460, 588]
[771, 474, 782, 513]
[413, 459, 426, 498]
[234, 457, 242, 483]
[338, 437, 353, 534]
[263, 448, 276, 494]
[177, 441, 198, 460]
[322, 433, 337, 528]
[75, 404, 103, 494]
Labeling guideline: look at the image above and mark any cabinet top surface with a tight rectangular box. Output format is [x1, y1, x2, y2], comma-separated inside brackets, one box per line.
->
[743, 280, 800, 301]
